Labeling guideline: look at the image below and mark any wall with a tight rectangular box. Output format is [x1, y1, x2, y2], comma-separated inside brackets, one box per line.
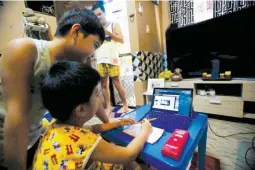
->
[155, 4, 163, 53]
[126, 0, 140, 52]
[54, 1, 96, 22]
[126, 0, 170, 53]
[0, 1, 57, 53]
[135, 1, 160, 52]
[158, 1, 171, 53]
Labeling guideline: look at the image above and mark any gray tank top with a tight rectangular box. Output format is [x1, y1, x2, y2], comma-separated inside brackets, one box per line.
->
[0, 38, 52, 162]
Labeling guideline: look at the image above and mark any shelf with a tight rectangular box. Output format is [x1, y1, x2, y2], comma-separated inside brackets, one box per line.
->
[143, 91, 153, 96]
[194, 95, 242, 102]
[244, 113, 255, 119]
[195, 83, 242, 97]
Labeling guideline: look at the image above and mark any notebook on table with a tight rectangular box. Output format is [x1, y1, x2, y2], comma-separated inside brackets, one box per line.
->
[123, 124, 164, 144]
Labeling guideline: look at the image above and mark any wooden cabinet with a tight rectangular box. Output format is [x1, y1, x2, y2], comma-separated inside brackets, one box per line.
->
[144, 79, 255, 119]
[165, 81, 194, 89]
[193, 95, 243, 118]
[242, 81, 255, 101]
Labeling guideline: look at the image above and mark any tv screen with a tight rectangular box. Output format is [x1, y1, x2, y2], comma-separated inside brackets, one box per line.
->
[166, 6, 255, 78]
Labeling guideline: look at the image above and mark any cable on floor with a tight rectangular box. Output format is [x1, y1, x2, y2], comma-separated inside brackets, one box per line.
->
[208, 121, 255, 170]
[245, 137, 255, 170]
[208, 121, 255, 137]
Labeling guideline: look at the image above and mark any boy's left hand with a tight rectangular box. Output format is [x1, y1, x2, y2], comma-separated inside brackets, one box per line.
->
[117, 118, 135, 127]
[105, 29, 111, 36]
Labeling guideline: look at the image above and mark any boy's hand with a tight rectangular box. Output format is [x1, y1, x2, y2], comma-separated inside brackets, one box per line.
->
[141, 119, 153, 137]
[117, 118, 135, 127]
[105, 29, 111, 36]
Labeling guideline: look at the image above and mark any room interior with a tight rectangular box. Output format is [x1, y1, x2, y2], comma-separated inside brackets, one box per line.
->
[0, 0, 255, 170]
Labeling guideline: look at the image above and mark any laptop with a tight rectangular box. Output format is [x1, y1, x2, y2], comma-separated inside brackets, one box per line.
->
[141, 88, 193, 133]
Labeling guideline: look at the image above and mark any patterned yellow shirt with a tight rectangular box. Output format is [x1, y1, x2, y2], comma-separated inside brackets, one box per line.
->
[33, 125, 101, 170]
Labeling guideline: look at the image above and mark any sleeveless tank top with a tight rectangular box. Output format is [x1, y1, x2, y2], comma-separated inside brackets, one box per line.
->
[96, 23, 120, 66]
[0, 38, 52, 162]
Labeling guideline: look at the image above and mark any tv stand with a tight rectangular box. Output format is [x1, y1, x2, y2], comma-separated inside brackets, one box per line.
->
[144, 78, 255, 119]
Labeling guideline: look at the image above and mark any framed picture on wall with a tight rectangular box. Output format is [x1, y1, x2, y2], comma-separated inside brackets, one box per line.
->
[147, 79, 165, 93]
[24, 1, 55, 16]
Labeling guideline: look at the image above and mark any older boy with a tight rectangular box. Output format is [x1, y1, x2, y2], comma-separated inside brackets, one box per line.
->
[0, 8, 108, 170]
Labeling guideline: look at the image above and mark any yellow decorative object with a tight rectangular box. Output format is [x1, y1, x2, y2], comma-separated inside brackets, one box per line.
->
[220, 73, 224, 78]
[158, 70, 173, 80]
[225, 71, 231, 76]
[206, 74, 211, 78]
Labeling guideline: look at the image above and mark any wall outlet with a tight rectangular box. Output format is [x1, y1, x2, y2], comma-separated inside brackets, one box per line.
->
[146, 25, 150, 33]
[138, 2, 143, 13]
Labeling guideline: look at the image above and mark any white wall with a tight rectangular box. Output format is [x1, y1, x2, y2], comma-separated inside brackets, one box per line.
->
[0, 1, 57, 54]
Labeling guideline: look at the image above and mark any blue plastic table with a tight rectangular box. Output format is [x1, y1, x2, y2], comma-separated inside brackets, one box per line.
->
[101, 104, 208, 170]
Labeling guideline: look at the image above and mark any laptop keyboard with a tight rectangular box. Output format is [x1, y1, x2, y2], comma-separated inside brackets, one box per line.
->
[145, 111, 191, 133]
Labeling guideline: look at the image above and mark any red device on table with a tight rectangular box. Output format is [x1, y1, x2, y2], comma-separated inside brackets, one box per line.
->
[161, 129, 189, 160]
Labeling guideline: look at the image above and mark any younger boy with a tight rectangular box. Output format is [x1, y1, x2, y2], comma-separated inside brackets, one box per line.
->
[33, 61, 152, 169]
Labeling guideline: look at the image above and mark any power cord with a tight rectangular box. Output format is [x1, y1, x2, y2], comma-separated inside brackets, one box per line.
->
[208, 122, 255, 137]
[208, 121, 255, 170]
[245, 137, 255, 170]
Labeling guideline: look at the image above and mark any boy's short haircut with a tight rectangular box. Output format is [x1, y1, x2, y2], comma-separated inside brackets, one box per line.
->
[55, 8, 105, 43]
[92, 1, 105, 13]
[40, 60, 100, 122]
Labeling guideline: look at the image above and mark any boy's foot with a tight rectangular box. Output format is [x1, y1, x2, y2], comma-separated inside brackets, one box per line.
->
[117, 106, 129, 114]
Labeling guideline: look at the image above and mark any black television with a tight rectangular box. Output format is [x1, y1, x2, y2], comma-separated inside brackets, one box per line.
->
[166, 6, 255, 78]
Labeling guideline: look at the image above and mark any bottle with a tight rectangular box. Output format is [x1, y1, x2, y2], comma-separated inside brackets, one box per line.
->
[211, 59, 220, 80]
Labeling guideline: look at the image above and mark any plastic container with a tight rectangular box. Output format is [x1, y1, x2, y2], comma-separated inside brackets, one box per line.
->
[211, 59, 220, 80]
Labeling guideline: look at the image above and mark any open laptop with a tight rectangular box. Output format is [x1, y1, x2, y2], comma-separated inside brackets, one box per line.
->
[142, 88, 193, 133]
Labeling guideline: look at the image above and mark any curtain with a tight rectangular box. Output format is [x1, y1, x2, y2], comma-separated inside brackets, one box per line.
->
[169, 0, 255, 28]
[213, 0, 255, 17]
[169, 0, 194, 28]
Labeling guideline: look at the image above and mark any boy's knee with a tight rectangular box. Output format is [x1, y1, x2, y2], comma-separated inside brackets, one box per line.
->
[112, 80, 119, 87]
[101, 81, 109, 89]
[112, 77, 120, 86]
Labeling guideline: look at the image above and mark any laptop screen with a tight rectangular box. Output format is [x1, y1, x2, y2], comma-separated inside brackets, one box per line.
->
[152, 88, 193, 116]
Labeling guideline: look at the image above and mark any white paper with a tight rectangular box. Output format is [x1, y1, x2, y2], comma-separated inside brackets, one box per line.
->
[123, 124, 164, 144]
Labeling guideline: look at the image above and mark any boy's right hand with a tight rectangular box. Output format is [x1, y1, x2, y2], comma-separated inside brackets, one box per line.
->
[141, 119, 152, 137]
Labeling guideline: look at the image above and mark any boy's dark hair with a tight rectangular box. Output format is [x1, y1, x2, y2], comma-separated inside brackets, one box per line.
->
[55, 8, 105, 43]
[41, 60, 100, 122]
[92, 1, 105, 13]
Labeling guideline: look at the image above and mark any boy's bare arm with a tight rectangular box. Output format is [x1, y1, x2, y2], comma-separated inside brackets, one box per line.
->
[105, 23, 124, 44]
[91, 118, 135, 134]
[95, 98, 109, 123]
[90, 132, 148, 164]
[1, 39, 36, 170]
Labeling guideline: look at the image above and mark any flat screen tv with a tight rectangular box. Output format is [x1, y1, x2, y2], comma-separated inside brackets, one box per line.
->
[166, 6, 255, 78]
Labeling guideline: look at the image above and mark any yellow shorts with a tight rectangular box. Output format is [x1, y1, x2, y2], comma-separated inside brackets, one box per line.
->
[97, 64, 120, 78]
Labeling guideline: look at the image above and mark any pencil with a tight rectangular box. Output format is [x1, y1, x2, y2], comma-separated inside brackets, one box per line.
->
[134, 118, 157, 124]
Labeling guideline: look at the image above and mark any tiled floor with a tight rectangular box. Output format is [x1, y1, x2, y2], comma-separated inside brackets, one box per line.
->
[85, 111, 255, 170]
[206, 118, 255, 170]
